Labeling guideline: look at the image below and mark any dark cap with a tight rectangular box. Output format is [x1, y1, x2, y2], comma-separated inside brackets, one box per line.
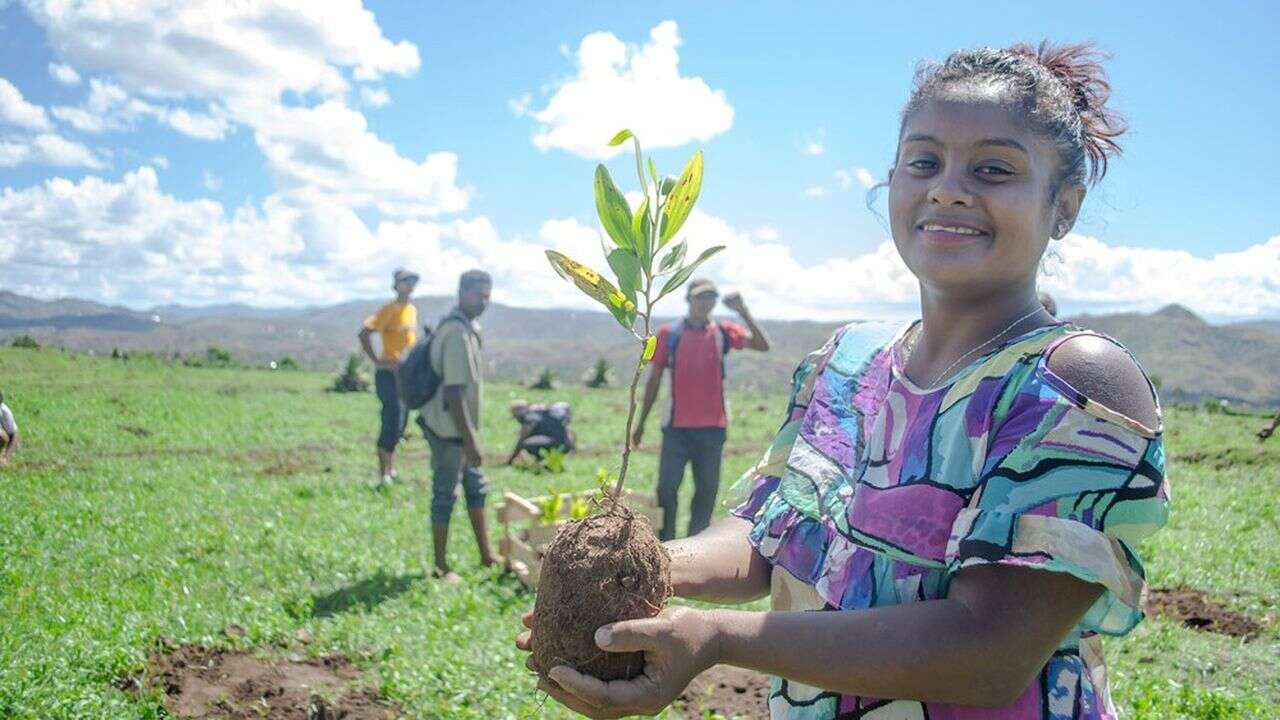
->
[686, 277, 718, 299]
[393, 268, 420, 285]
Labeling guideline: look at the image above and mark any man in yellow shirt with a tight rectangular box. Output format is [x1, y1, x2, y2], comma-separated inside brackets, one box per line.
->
[359, 268, 419, 488]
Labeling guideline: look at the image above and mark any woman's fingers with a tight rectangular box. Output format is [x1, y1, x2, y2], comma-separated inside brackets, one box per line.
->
[521, 610, 535, 628]
[537, 676, 612, 718]
[548, 665, 659, 714]
[515, 629, 532, 651]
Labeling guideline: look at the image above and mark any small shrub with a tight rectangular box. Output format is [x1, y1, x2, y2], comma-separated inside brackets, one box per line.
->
[1202, 398, 1227, 415]
[529, 368, 557, 390]
[583, 358, 613, 388]
[205, 345, 234, 367]
[539, 447, 567, 475]
[538, 492, 566, 524]
[10, 334, 39, 349]
[330, 354, 370, 393]
[276, 356, 301, 371]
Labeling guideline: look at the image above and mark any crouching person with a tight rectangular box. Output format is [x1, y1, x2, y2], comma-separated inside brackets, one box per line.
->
[505, 400, 576, 466]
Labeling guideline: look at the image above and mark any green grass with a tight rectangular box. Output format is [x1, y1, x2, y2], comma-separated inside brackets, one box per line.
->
[0, 347, 1276, 718]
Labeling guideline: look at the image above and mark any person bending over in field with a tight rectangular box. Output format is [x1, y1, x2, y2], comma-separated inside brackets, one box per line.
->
[358, 268, 420, 489]
[0, 390, 18, 467]
[504, 400, 576, 466]
[519, 41, 1169, 720]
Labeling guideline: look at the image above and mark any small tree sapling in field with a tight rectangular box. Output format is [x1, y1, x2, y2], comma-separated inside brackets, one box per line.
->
[530, 130, 722, 681]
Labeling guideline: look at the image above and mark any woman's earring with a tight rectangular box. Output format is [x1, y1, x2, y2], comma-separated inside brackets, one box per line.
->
[1054, 221, 1068, 239]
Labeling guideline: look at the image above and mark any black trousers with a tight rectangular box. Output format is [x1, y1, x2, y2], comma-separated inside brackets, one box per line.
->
[656, 426, 727, 541]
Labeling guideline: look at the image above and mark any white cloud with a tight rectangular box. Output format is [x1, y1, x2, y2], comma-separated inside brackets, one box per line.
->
[0, 133, 105, 168]
[245, 98, 467, 217]
[805, 186, 826, 198]
[25, 0, 461, 217]
[1044, 233, 1280, 318]
[507, 92, 532, 117]
[833, 166, 877, 192]
[52, 79, 231, 140]
[0, 78, 52, 131]
[856, 167, 877, 189]
[165, 107, 231, 140]
[26, 0, 419, 101]
[360, 86, 390, 107]
[802, 128, 825, 156]
[525, 20, 733, 159]
[150, 155, 169, 169]
[202, 170, 223, 191]
[48, 62, 81, 86]
[0, 167, 591, 309]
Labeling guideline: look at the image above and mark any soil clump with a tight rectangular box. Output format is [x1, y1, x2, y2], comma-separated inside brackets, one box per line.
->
[1145, 586, 1264, 640]
[530, 506, 671, 681]
[125, 644, 401, 719]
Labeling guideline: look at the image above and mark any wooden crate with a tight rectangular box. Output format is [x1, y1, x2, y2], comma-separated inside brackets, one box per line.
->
[495, 489, 662, 590]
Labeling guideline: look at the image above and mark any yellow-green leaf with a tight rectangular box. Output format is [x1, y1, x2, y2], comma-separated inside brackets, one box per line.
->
[657, 245, 725, 302]
[660, 151, 703, 247]
[642, 334, 657, 363]
[545, 250, 637, 319]
[594, 164, 638, 252]
[607, 129, 634, 147]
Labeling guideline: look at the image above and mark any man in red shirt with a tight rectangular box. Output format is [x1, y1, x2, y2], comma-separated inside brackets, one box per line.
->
[632, 278, 770, 540]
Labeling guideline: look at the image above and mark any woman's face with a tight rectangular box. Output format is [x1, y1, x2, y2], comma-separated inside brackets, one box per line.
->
[889, 95, 1080, 298]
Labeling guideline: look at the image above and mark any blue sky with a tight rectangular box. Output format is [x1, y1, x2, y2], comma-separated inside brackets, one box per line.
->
[1, 1, 1277, 320]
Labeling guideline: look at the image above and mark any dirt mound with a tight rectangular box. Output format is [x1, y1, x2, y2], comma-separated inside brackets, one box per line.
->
[530, 506, 671, 681]
[677, 665, 770, 719]
[128, 645, 401, 719]
[1146, 587, 1264, 640]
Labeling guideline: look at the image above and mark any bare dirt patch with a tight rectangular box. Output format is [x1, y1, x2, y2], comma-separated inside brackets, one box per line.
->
[1146, 587, 1264, 640]
[126, 645, 402, 719]
[676, 665, 770, 719]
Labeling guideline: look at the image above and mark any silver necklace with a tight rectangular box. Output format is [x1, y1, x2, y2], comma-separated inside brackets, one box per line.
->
[902, 306, 1047, 389]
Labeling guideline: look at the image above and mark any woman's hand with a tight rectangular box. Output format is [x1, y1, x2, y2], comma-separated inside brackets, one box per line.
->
[515, 607, 721, 718]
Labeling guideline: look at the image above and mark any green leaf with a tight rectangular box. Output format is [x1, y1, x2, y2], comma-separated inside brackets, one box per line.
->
[658, 239, 687, 273]
[594, 164, 638, 252]
[631, 197, 652, 269]
[607, 129, 634, 147]
[607, 300, 637, 331]
[642, 335, 657, 363]
[606, 248, 642, 306]
[648, 157, 660, 191]
[657, 245, 724, 302]
[545, 250, 637, 318]
[659, 151, 703, 247]
[659, 175, 677, 196]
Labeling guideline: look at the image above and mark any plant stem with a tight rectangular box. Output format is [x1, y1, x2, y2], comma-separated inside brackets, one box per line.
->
[613, 274, 656, 500]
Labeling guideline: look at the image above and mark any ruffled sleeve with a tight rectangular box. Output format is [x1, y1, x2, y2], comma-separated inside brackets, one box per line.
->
[945, 344, 1169, 636]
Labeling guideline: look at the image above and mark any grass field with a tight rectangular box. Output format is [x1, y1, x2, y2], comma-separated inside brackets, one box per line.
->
[1, 346, 1276, 719]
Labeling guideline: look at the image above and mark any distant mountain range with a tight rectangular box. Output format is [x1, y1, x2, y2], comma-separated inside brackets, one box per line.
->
[2, 290, 1277, 405]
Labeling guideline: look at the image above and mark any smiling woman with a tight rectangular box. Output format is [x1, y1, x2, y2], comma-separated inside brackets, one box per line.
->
[519, 41, 1170, 720]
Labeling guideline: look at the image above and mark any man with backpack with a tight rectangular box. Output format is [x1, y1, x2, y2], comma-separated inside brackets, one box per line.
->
[420, 269, 498, 582]
[631, 278, 770, 540]
[357, 268, 419, 489]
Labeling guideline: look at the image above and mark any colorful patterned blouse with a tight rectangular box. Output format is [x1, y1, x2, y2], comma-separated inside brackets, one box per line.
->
[730, 320, 1169, 720]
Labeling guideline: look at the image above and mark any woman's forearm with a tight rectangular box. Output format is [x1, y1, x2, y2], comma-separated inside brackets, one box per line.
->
[664, 516, 770, 604]
[709, 566, 1100, 708]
